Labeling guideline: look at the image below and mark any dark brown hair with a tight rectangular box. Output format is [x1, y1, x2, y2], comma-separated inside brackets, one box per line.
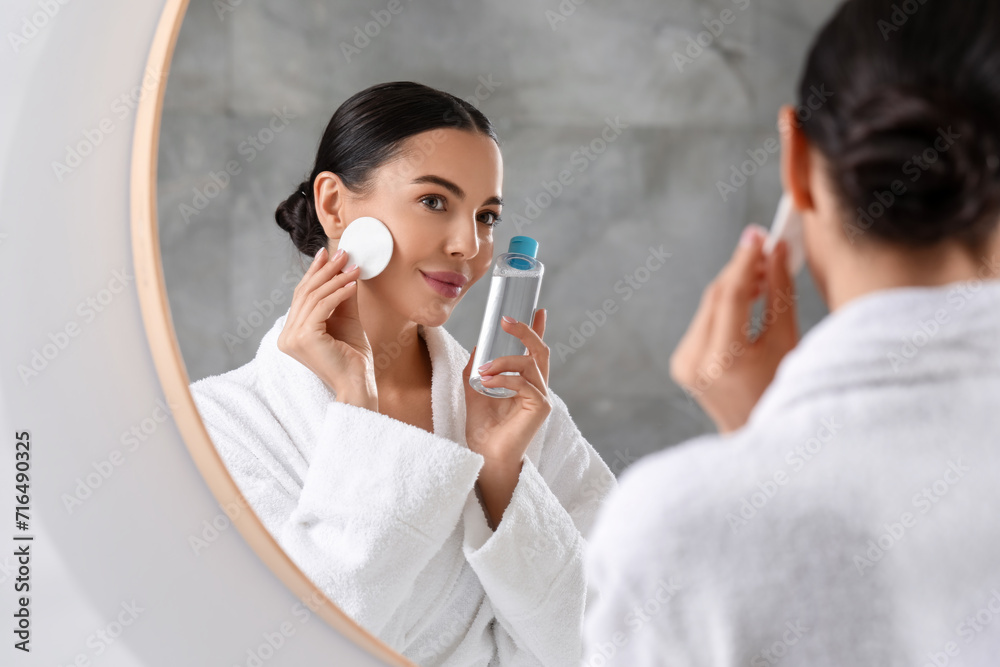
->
[798, 0, 1000, 249]
[275, 81, 499, 256]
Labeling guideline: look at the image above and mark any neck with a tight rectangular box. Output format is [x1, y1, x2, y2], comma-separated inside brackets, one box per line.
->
[823, 235, 1000, 312]
[355, 285, 432, 392]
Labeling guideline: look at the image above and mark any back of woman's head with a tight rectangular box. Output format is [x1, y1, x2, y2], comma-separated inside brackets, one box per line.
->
[275, 81, 498, 257]
[798, 0, 1000, 250]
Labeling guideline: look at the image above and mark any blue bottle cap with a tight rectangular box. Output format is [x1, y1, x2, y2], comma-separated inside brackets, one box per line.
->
[508, 236, 538, 269]
[508, 236, 538, 258]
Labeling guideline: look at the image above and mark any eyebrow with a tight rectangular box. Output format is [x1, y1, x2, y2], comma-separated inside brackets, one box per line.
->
[411, 174, 503, 207]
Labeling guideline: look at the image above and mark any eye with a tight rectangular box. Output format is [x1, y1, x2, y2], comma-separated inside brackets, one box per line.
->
[420, 195, 446, 211]
[478, 210, 502, 228]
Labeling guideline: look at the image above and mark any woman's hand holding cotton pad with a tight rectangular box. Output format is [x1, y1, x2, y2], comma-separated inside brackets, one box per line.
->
[337, 216, 394, 279]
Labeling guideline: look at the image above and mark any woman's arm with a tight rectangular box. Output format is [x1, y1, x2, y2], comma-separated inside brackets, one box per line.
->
[475, 459, 523, 530]
[192, 384, 485, 649]
[462, 389, 618, 667]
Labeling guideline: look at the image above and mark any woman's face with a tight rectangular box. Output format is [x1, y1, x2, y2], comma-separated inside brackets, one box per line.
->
[324, 128, 503, 328]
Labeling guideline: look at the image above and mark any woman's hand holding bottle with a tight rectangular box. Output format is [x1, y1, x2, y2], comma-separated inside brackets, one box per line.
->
[462, 309, 551, 528]
[277, 246, 378, 411]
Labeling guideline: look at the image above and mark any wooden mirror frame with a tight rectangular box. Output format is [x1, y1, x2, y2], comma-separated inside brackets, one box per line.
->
[129, 1, 412, 664]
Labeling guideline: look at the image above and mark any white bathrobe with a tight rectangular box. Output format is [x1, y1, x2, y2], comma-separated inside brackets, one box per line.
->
[189, 308, 616, 667]
[584, 277, 1000, 666]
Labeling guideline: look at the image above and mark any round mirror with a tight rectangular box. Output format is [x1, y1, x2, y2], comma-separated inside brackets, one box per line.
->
[133, 0, 829, 664]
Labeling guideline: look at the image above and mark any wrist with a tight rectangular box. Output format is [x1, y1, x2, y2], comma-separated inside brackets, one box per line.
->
[332, 370, 378, 411]
[476, 460, 522, 532]
[474, 482, 497, 531]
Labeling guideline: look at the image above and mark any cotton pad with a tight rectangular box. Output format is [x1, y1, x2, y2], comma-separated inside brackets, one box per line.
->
[337, 216, 394, 280]
[763, 194, 806, 276]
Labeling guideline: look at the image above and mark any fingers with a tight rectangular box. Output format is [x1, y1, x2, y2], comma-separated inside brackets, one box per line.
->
[709, 225, 767, 355]
[529, 309, 549, 385]
[300, 246, 338, 289]
[298, 247, 354, 299]
[529, 308, 546, 340]
[313, 276, 359, 322]
[292, 248, 360, 326]
[501, 312, 546, 351]
[306, 263, 358, 303]
[670, 279, 720, 386]
[499, 312, 550, 383]
[289, 248, 339, 325]
[762, 240, 799, 347]
[479, 353, 546, 395]
[479, 369, 548, 405]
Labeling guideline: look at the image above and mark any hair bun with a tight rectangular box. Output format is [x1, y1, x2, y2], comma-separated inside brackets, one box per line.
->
[274, 179, 326, 257]
[798, 0, 1000, 249]
[834, 86, 1000, 246]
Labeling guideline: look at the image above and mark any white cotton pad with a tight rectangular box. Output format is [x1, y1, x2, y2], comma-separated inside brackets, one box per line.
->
[337, 216, 394, 280]
[763, 194, 806, 276]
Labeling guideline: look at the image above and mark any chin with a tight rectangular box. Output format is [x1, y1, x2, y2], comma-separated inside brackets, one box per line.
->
[412, 297, 456, 328]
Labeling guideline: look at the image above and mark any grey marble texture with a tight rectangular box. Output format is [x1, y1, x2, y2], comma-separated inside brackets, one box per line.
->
[158, 0, 840, 472]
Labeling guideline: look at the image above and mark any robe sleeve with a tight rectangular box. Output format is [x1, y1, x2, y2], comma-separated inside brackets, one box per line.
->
[460, 389, 618, 667]
[192, 385, 485, 647]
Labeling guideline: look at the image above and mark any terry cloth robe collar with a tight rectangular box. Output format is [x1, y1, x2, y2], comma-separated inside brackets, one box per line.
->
[751, 277, 1000, 427]
[253, 310, 476, 458]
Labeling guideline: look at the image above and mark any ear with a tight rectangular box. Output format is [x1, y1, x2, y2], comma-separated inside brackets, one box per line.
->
[778, 105, 815, 213]
[313, 170, 352, 240]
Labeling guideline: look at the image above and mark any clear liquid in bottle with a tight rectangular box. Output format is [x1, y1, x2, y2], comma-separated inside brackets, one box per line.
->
[470, 236, 544, 398]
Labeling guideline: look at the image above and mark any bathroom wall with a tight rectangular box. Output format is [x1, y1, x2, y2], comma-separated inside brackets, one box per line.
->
[158, 0, 839, 470]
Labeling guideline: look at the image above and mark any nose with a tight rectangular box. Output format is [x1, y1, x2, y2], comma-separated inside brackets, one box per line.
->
[445, 213, 481, 259]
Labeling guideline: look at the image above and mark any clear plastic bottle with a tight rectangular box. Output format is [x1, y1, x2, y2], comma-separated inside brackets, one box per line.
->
[469, 236, 544, 398]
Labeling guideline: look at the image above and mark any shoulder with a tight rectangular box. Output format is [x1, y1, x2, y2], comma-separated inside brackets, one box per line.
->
[187, 357, 309, 490]
[588, 430, 757, 565]
[600, 431, 732, 510]
[588, 420, 874, 578]
[190, 362, 259, 407]
[189, 308, 290, 412]
[188, 360, 270, 437]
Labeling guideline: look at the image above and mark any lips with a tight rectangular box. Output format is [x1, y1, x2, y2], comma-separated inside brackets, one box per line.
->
[421, 271, 469, 288]
[421, 270, 467, 298]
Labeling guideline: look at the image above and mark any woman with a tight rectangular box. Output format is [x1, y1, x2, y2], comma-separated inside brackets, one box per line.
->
[190, 81, 616, 666]
[585, 0, 1000, 664]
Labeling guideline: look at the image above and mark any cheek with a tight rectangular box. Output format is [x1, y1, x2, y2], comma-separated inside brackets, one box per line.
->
[477, 236, 495, 268]
[473, 254, 492, 281]
[381, 230, 420, 271]
[390, 222, 439, 260]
